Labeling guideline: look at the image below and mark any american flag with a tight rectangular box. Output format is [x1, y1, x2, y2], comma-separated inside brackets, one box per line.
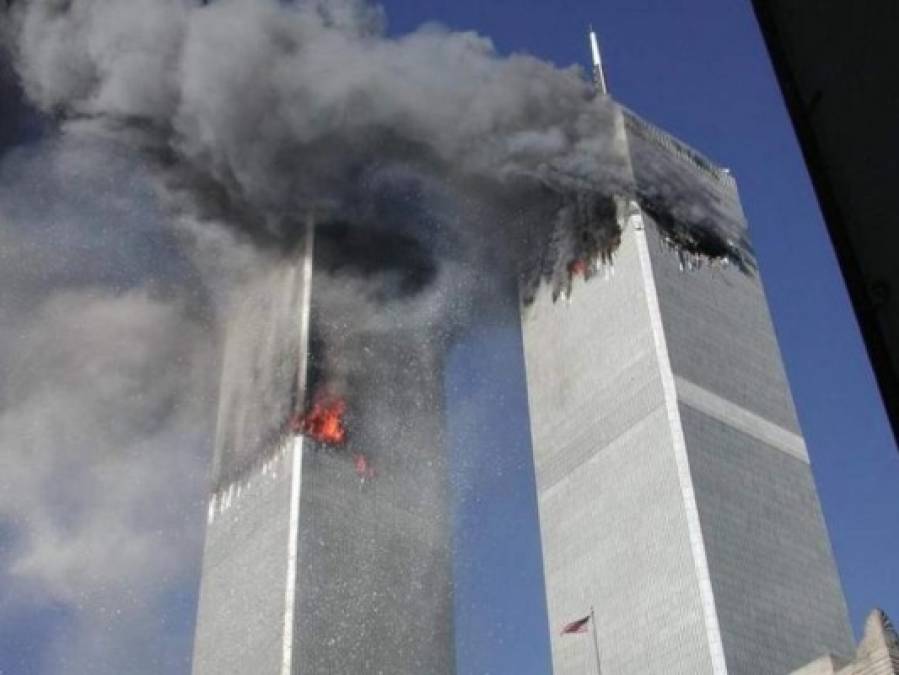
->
[560, 615, 591, 635]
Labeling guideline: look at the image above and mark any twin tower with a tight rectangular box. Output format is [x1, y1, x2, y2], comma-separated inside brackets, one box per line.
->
[190, 85, 854, 674]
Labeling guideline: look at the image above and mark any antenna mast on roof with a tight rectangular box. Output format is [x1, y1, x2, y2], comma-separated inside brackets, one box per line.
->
[589, 24, 608, 95]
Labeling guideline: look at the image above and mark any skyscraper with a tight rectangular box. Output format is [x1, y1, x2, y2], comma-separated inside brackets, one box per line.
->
[190, 26, 855, 675]
[191, 222, 455, 675]
[519, 33, 854, 675]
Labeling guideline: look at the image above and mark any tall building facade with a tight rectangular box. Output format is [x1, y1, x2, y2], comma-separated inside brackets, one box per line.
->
[191, 224, 455, 674]
[521, 101, 854, 674]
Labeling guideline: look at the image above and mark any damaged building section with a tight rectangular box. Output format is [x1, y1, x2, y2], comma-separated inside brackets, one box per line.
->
[193, 215, 455, 674]
[526, 191, 624, 305]
[520, 103, 757, 307]
[209, 244, 311, 497]
[625, 107, 757, 276]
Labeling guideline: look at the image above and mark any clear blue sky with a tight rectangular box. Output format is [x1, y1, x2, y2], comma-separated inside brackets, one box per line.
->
[378, 0, 899, 672]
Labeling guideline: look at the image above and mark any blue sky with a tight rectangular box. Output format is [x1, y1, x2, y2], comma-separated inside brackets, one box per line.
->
[387, 0, 899, 671]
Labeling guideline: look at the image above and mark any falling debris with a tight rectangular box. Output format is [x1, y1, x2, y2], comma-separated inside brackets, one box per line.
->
[353, 453, 376, 483]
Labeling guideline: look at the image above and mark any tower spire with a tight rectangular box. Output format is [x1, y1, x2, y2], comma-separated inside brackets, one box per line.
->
[589, 24, 608, 95]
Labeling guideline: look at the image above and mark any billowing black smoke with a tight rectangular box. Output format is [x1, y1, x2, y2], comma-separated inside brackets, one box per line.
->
[3, 0, 746, 287]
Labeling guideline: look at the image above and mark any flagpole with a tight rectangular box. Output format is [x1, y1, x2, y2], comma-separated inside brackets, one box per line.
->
[590, 606, 602, 675]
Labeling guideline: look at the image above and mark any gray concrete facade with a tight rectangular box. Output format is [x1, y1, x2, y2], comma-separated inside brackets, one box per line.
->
[521, 103, 853, 674]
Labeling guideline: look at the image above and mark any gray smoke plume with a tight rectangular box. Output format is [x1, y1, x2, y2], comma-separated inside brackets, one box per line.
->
[0, 132, 217, 673]
[3, 0, 753, 252]
[3, 0, 750, 319]
[0, 1, 753, 671]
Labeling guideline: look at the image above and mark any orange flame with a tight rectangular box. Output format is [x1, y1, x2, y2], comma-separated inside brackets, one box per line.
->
[291, 396, 347, 445]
